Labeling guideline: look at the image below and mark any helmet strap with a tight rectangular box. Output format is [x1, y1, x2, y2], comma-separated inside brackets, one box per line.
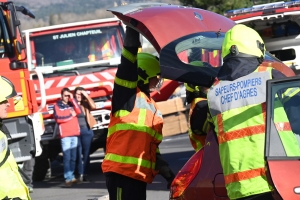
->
[138, 67, 148, 81]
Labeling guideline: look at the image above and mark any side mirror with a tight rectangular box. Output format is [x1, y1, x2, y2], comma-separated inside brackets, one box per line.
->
[15, 6, 35, 19]
[8, 4, 35, 40]
[16, 41, 25, 54]
[7, 4, 19, 40]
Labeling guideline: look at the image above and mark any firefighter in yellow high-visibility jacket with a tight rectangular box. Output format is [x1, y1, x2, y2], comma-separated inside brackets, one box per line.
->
[0, 76, 31, 200]
[185, 61, 212, 152]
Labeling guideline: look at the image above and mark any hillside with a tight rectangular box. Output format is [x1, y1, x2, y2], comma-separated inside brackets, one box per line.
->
[12, 0, 181, 29]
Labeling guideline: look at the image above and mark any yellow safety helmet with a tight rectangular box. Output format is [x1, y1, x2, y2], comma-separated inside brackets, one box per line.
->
[184, 61, 204, 93]
[222, 24, 265, 63]
[137, 53, 160, 85]
[0, 76, 17, 102]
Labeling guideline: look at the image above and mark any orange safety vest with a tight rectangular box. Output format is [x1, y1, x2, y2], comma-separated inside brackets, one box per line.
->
[102, 88, 163, 183]
[89, 39, 114, 61]
[207, 66, 300, 199]
[188, 97, 208, 151]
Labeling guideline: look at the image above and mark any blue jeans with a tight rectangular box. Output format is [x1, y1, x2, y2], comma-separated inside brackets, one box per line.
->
[61, 136, 78, 181]
[77, 127, 94, 175]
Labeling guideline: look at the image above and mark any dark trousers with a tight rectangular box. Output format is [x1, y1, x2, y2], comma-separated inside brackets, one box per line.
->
[77, 127, 94, 175]
[22, 158, 35, 187]
[105, 172, 147, 200]
[237, 192, 274, 200]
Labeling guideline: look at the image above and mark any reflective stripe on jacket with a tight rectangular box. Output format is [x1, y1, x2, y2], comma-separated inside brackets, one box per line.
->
[0, 131, 31, 200]
[188, 97, 208, 151]
[89, 39, 113, 61]
[102, 88, 163, 183]
[207, 66, 300, 199]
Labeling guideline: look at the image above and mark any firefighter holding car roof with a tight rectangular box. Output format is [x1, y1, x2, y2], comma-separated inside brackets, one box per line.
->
[0, 76, 31, 200]
[207, 24, 300, 200]
[101, 26, 175, 200]
[185, 61, 212, 152]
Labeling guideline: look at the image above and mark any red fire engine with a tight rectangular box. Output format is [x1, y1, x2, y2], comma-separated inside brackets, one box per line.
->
[225, 0, 300, 73]
[0, 1, 44, 163]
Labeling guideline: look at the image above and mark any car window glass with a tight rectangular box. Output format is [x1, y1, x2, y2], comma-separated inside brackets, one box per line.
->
[174, 32, 224, 68]
[268, 83, 300, 157]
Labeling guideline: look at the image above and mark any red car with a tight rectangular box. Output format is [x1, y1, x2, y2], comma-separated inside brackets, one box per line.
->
[108, 3, 299, 200]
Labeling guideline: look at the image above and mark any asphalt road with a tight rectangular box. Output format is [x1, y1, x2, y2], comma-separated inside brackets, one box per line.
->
[30, 133, 194, 200]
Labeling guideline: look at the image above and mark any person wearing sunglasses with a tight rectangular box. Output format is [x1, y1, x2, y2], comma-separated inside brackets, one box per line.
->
[73, 87, 96, 182]
[53, 87, 82, 187]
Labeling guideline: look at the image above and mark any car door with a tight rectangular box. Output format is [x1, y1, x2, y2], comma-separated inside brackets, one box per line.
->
[107, 3, 235, 86]
[265, 76, 300, 199]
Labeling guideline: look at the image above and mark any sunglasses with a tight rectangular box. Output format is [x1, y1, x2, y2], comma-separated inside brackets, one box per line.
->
[63, 95, 70, 98]
[0, 100, 8, 105]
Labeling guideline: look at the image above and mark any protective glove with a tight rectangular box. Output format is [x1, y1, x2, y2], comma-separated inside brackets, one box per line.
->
[160, 165, 175, 189]
[123, 26, 141, 47]
[155, 154, 176, 189]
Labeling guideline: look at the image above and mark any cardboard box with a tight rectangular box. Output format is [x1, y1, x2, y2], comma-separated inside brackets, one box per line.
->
[162, 111, 189, 137]
[157, 97, 186, 115]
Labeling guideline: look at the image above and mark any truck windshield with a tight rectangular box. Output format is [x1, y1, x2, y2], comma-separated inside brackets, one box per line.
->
[30, 26, 123, 67]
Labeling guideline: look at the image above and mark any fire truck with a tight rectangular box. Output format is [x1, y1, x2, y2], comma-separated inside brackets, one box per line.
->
[23, 17, 181, 180]
[225, 0, 300, 73]
[0, 2, 44, 164]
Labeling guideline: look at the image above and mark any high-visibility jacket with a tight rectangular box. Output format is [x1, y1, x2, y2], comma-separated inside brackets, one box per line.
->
[188, 97, 210, 151]
[89, 39, 114, 61]
[0, 130, 31, 200]
[207, 66, 300, 199]
[102, 88, 163, 183]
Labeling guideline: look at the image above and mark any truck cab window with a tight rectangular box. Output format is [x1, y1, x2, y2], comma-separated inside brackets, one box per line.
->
[31, 26, 123, 67]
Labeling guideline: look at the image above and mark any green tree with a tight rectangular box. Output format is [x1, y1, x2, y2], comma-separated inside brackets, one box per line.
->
[179, 0, 285, 15]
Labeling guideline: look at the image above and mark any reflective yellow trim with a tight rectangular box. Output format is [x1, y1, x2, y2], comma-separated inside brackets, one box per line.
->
[156, 148, 160, 154]
[105, 153, 154, 169]
[122, 48, 137, 63]
[114, 76, 137, 89]
[185, 84, 194, 92]
[282, 87, 300, 104]
[114, 109, 130, 117]
[138, 109, 147, 125]
[108, 123, 163, 141]
[117, 187, 122, 200]
[213, 50, 218, 58]
[8, 72, 29, 118]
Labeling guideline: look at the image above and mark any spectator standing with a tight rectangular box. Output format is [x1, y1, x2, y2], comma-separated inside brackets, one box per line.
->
[54, 88, 81, 187]
[74, 87, 96, 182]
